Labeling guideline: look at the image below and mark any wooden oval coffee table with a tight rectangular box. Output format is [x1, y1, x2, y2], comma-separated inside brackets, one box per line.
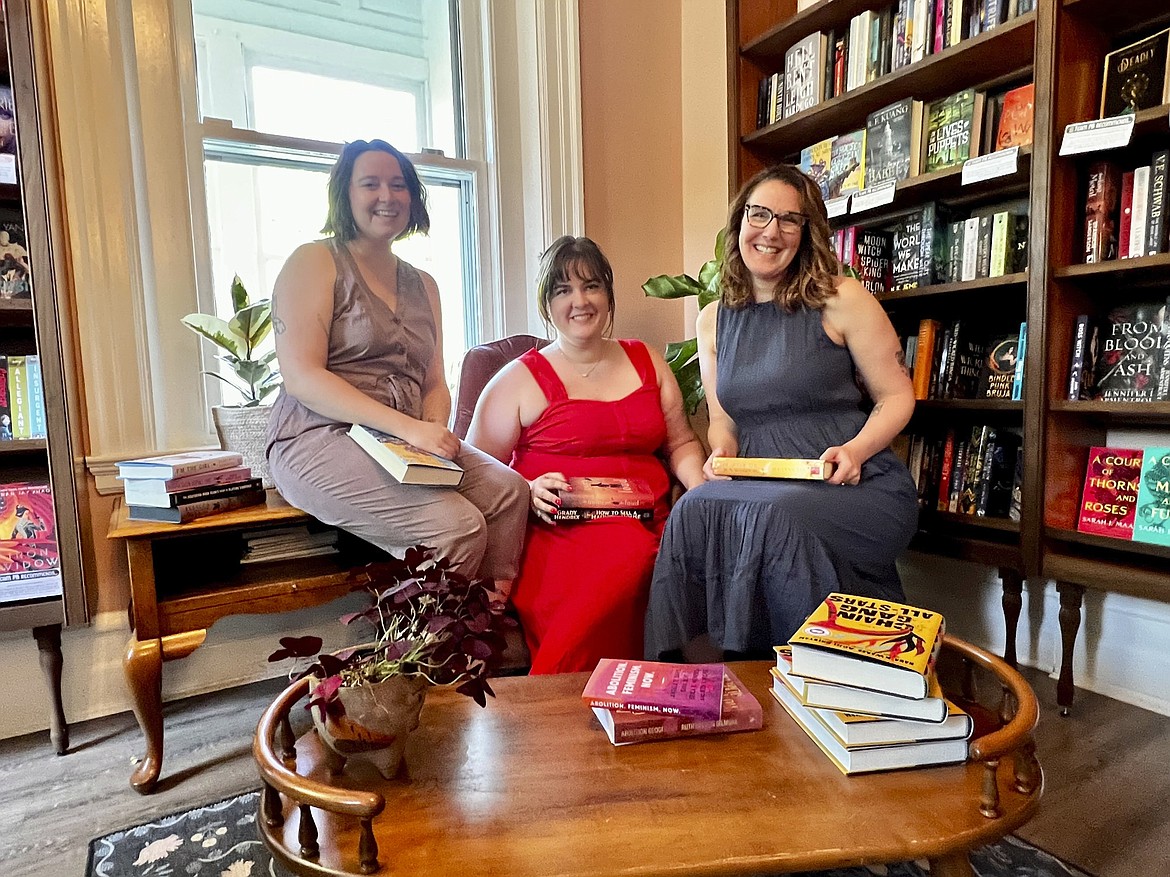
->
[254, 635, 1041, 877]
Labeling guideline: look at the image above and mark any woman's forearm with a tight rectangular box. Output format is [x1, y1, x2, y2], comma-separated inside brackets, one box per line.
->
[843, 394, 915, 464]
[668, 438, 707, 490]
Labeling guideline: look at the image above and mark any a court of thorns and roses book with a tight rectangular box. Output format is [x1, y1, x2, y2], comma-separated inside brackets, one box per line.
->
[787, 594, 945, 699]
[553, 476, 654, 522]
[1078, 447, 1143, 539]
[581, 659, 726, 720]
[592, 667, 763, 746]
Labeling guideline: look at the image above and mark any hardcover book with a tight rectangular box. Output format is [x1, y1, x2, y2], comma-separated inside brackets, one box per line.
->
[827, 130, 867, 197]
[802, 691, 972, 748]
[1133, 447, 1170, 546]
[1083, 161, 1121, 263]
[127, 477, 263, 511]
[710, 457, 835, 480]
[120, 466, 254, 507]
[0, 481, 62, 602]
[922, 88, 984, 174]
[854, 229, 893, 295]
[1147, 149, 1169, 256]
[787, 594, 946, 699]
[891, 211, 926, 290]
[1100, 27, 1170, 118]
[552, 476, 655, 522]
[864, 98, 924, 184]
[783, 31, 828, 119]
[581, 660, 726, 720]
[994, 82, 1034, 150]
[799, 137, 834, 199]
[127, 484, 266, 524]
[117, 450, 244, 480]
[977, 333, 1021, 400]
[347, 423, 464, 486]
[1077, 447, 1143, 538]
[1092, 301, 1167, 402]
[592, 667, 763, 746]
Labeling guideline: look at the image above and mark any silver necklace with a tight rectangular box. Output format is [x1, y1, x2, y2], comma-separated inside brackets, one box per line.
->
[560, 346, 605, 378]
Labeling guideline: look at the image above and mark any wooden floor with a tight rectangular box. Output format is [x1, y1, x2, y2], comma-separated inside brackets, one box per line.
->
[0, 667, 1166, 877]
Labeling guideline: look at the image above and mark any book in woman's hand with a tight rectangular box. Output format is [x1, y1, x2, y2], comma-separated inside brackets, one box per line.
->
[710, 457, 835, 480]
[348, 423, 463, 486]
[552, 476, 654, 522]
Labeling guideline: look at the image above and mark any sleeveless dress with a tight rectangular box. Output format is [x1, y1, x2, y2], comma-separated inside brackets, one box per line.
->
[509, 340, 672, 674]
[265, 239, 528, 579]
[644, 302, 918, 659]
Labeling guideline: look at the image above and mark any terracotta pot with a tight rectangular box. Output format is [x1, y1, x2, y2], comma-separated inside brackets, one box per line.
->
[311, 674, 429, 779]
[211, 404, 274, 488]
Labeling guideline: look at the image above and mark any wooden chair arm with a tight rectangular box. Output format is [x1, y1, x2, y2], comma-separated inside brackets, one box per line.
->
[943, 634, 1038, 762]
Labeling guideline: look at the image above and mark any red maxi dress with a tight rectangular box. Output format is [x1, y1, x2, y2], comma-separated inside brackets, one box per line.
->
[509, 339, 672, 674]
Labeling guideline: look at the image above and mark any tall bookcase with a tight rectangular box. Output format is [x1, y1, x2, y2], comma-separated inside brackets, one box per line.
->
[0, 0, 89, 751]
[728, 0, 1170, 708]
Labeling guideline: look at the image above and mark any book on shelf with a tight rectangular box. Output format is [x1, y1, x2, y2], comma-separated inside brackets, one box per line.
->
[853, 229, 892, 295]
[127, 483, 266, 523]
[0, 356, 9, 440]
[828, 129, 866, 198]
[1066, 315, 1100, 401]
[1133, 447, 1170, 547]
[581, 659, 726, 720]
[552, 476, 654, 523]
[774, 646, 949, 723]
[994, 82, 1034, 150]
[1078, 447, 1143, 539]
[1147, 149, 1169, 257]
[347, 423, 463, 486]
[592, 666, 763, 746]
[799, 138, 834, 200]
[769, 672, 968, 775]
[1092, 300, 1168, 402]
[922, 88, 984, 174]
[787, 593, 945, 699]
[1083, 161, 1121, 264]
[118, 450, 244, 481]
[783, 31, 828, 120]
[1130, 165, 1151, 259]
[0, 481, 62, 602]
[120, 465, 254, 507]
[1100, 27, 1170, 118]
[977, 332, 1020, 400]
[0, 85, 16, 185]
[1010, 321, 1027, 402]
[911, 318, 941, 400]
[125, 477, 263, 511]
[240, 523, 340, 564]
[864, 98, 924, 185]
[891, 210, 927, 291]
[1119, 170, 1135, 259]
[710, 457, 834, 480]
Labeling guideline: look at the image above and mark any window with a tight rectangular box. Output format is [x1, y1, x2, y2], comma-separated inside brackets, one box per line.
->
[191, 0, 481, 385]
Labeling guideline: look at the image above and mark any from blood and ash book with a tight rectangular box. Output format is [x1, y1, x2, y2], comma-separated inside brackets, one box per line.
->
[1132, 447, 1170, 546]
[0, 481, 62, 602]
[787, 594, 945, 699]
[592, 667, 763, 745]
[1100, 27, 1170, 118]
[552, 476, 655, 522]
[1078, 447, 1143, 539]
[117, 450, 244, 481]
[581, 659, 726, 720]
[347, 423, 463, 486]
[774, 646, 949, 723]
[1092, 300, 1167, 402]
[710, 457, 835, 480]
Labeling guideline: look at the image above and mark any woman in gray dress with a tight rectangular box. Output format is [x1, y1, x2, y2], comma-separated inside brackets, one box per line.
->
[644, 164, 918, 659]
[266, 139, 528, 580]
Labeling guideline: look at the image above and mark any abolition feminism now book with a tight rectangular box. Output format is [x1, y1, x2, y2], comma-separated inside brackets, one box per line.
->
[581, 659, 726, 720]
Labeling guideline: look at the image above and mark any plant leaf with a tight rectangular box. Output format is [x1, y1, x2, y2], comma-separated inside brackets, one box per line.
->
[229, 302, 273, 350]
[642, 274, 704, 300]
[230, 275, 250, 312]
[664, 338, 698, 370]
[268, 635, 323, 662]
[698, 258, 720, 290]
[182, 314, 246, 358]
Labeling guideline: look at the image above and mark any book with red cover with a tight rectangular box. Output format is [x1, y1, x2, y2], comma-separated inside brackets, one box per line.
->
[1078, 447, 1143, 538]
[581, 659, 725, 720]
[0, 481, 62, 601]
[553, 476, 655, 522]
[592, 667, 762, 745]
[994, 82, 1034, 150]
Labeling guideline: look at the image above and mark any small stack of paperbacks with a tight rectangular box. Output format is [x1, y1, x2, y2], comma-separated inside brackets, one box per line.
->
[240, 523, 339, 564]
[771, 593, 973, 774]
[119, 450, 264, 523]
[581, 660, 763, 747]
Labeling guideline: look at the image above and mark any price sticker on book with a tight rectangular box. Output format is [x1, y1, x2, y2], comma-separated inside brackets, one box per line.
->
[825, 194, 851, 218]
[1058, 115, 1135, 156]
[962, 146, 1020, 185]
[849, 181, 897, 214]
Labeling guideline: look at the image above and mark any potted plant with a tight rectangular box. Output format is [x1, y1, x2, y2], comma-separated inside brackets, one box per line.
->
[182, 275, 281, 485]
[268, 544, 515, 778]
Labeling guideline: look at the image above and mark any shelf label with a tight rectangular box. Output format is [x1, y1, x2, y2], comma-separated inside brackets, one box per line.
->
[1058, 115, 1135, 156]
[849, 181, 897, 214]
[825, 194, 851, 218]
[962, 146, 1020, 185]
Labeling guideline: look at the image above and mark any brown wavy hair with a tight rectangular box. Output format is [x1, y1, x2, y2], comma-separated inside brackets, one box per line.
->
[535, 236, 616, 336]
[719, 164, 839, 311]
[322, 139, 430, 243]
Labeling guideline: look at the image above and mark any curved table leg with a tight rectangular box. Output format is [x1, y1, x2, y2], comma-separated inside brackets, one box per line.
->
[929, 852, 975, 877]
[33, 624, 68, 755]
[1056, 581, 1084, 716]
[124, 636, 164, 794]
[999, 567, 1023, 668]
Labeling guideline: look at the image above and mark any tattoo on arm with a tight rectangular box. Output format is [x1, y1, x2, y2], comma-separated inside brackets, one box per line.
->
[867, 401, 885, 421]
[895, 349, 909, 378]
[273, 315, 286, 335]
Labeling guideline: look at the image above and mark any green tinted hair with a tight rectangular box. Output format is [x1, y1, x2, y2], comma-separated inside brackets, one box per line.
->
[322, 139, 430, 242]
[535, 236, 616, 332]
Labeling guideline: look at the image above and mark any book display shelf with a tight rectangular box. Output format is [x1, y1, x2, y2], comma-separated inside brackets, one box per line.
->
[0, 0, 89, 751]
[729, 0, 1170, 709]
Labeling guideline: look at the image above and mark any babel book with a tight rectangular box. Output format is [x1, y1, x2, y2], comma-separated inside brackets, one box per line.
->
[710, 457, 835, 480]
[0, 481, 62, 602]
[592, 667, 762, 746]
[348, 423, 463, 486]
[1078, 447, 1143, 539]
[581, 659, 726, 720]
[788, 594, 945, 699]
[553, 476, 655, 522]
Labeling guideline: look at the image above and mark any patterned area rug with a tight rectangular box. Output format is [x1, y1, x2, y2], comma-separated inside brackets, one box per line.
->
[86, 790, 1094, 877]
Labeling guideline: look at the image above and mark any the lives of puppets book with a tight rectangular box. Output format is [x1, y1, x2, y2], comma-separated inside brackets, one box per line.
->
[1133, 447, 1170, 547]
[769, 673, 968, 775]
[0, 481, 62, 602]
[1077, 447, 1143, 539]
[347, 423, 463, 486]
[995, 82, 1034, 150]
[710, 457, 835, 481]
[117, 449, 244, 480]
[1100, 27, 1170, 118]
[787, 594, 945, 699]
[922, 88, 984, 174]
[581, 659, 726, 720]
[774, 646, 949, 723]
[864, 98, 924, 185]
[592, 667, 763, 746]
[552, 476, 654, 522]
[1091, 300, 1167, 402]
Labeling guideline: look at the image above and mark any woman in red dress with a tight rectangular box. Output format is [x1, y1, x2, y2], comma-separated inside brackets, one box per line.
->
[468, 237, 706, 673]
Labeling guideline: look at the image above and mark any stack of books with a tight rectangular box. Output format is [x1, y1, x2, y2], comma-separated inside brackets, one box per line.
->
[240, 523, 339, 564]
[769, 593, 972, 774]
[119, 450, 265, 523]
[581, 659, 763, 746]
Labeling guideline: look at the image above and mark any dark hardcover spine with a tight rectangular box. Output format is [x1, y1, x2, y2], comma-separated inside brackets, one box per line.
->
[974, 428, 998, 516]
[1160, 296, 1170, 400]
[552, 508, 653, 522]
[947, 440, 968, 512]
[940, 319, 962, 399]
[1146, 149, 1169, 256]
[936, 428, 956, 511]
[170, 478, 265, 507]
[1067, 315, 1089, 400]
[0, 355, 8, 441]
[975, 214, 993, 278]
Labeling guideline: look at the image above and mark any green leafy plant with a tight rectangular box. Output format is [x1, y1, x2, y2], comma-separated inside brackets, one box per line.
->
[642, 235, 724, 414]
[268, 545, 516, 716]
[182, 275, 281, 407]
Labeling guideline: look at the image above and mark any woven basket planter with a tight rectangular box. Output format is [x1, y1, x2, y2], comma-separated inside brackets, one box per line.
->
[211, 404, 274, 488]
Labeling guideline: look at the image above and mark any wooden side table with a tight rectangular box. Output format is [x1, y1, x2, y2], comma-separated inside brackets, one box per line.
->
[107, 490, 381, 794]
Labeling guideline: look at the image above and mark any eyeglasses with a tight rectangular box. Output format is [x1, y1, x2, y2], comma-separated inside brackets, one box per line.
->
[743, 204, 807, 233]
